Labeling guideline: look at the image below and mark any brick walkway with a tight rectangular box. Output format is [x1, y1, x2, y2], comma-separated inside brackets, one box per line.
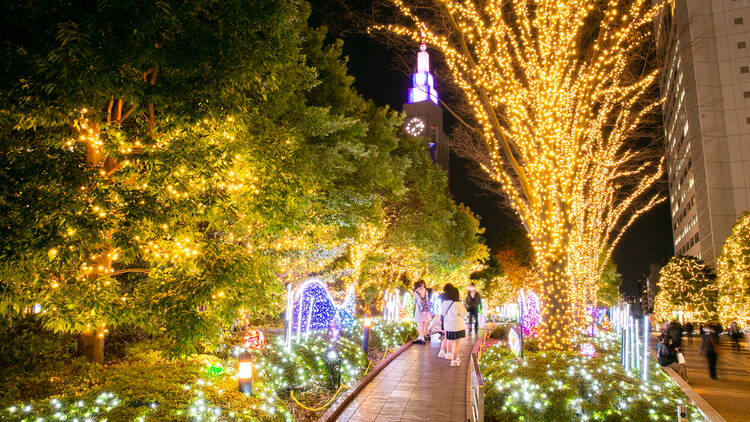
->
[336, 333, 478, 421]
[665, 335, 750, 422]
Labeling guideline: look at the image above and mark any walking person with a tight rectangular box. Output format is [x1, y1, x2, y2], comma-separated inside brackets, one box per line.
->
[437, 284, 452, 358]
[729, 321, 743, 352]
[701, 324, 720, 380]
[667, 320, 683, 349]
[464, 283, 482, 336]
[685, 321, 694, 345]
[413, 281, 431, 344]
[441, 285, 467, 367]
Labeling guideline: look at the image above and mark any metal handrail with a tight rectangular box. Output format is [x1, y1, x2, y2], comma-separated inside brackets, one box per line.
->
[469, 351, 485, 422]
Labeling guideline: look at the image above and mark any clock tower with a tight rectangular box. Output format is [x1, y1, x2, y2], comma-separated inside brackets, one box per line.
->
[403, 43, 449, 176]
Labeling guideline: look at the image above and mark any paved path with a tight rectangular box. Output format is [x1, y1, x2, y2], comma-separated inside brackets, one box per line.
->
[663, 335, 750, 422]
[337, 333, 479, 422]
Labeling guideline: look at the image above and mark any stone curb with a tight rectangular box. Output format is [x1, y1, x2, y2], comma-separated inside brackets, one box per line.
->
[649, 348, 727, 422]
[318, 339, 415, 422]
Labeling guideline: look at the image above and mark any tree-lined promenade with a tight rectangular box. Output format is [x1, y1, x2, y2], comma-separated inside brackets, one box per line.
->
[1, 0, 748, 421]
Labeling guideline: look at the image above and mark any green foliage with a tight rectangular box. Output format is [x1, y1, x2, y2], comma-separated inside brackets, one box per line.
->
[0, 317, 415, 420]
[479, 331, 704, 421]
[493, 228, 534, 267]
[597, 258, 622, 307]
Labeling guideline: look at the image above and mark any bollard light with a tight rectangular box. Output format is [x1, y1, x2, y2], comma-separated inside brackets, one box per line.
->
[361, 315, 372, 354]
[238, 351, 253, 394]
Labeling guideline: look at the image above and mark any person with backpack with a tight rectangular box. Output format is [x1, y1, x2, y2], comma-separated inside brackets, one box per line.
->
[464, 283, 482, 336]
[441, 285, 467, 367]
[656, 333, 678, 367]
[413, 280, 431, 345]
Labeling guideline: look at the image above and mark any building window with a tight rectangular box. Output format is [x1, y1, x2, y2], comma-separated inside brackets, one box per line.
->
[739, 41, 747, 49]
[745, 91, 750, 98]
[735, 17, 744, 25]
[742, 66, 750, 73]
[747, 117, 750, 124]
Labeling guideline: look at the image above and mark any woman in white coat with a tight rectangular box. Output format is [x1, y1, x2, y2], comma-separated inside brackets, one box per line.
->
[441, 284, 467, 366]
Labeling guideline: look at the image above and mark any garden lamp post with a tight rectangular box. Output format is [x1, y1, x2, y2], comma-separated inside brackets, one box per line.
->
[238, 351, 253, 394]
[361, 314, 372, 354]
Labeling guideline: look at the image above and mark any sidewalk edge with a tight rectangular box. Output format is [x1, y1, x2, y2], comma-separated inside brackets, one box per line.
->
[650, 349, 727, 422]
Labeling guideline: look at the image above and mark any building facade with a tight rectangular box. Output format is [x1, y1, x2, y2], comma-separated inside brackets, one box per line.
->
[656, 0, 750, 264]
[402, 43, 449, 176]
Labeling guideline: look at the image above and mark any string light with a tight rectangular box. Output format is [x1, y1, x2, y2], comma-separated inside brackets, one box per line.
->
[376, 0, 667, 348]
[716, 213, 750, 327]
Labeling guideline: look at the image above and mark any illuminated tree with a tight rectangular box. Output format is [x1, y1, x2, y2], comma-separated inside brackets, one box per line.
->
[653, 256, 717, 323]
[716, 212, 750, 327]
[378, 0, 666, 348]
[597, 258, 622, 307]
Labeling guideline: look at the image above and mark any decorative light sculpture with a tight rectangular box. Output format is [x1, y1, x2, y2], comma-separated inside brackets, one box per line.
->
[289, 279, 356, 344]
[243, 329, 266, 350]
[580, 342, 596, 357]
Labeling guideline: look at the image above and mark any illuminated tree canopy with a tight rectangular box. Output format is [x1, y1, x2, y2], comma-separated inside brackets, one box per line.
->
[653, 256, 717, 323]
[0, 0, 485, 358]
[717, 212, 750, 326]
[378, 0, 666, 348]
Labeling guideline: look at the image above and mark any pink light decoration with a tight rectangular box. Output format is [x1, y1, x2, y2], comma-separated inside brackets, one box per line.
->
[520, 291, 541, 337]
[243, 329, 266, 350]
[580, 342, 596, 357]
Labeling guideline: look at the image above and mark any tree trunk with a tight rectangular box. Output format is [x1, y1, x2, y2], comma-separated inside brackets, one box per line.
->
[538, 259, 575, 350]
[77, 331, 104, 363]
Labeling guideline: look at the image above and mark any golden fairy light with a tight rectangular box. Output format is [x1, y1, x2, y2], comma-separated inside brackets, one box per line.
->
[716, 213, 750, 327]
[378, 0, 666, 348]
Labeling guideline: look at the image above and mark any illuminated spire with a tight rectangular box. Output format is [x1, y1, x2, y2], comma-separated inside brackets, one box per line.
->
[407, 43, 438, 105]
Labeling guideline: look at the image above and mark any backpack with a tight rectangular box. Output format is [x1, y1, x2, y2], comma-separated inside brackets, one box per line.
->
[656, 341, 676, 366]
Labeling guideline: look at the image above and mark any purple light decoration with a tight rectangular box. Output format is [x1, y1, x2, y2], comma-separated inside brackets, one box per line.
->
[519, 291, 541, 337]
[407, 44, 439, 105]
[291, 279, 355, 336]
[580, 342, 596, 357]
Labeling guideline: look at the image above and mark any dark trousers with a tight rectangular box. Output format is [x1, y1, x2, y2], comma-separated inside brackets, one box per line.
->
[468, 309, 479, 334]
[706, 351, 717, 379]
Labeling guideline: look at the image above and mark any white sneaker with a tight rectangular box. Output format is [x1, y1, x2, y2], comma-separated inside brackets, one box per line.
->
[445, 353, 452, 360]
[455, 356, 461, 364]
[438, 351, 446, 358]
[450, 360, 459, 367]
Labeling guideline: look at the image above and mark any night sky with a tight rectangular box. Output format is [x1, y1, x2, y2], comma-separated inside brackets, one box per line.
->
[309, 6, 675, 296]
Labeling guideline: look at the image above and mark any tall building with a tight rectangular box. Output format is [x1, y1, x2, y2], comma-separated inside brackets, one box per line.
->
[403, 43, 449, 176]
[656, 0, 750, 264]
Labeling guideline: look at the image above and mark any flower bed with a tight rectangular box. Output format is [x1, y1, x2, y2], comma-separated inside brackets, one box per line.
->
[479, 330, 706, 421]
[1, 318, 415, 421]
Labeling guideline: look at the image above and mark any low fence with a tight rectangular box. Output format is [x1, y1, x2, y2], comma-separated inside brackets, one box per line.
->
[468, 351, 485, 422]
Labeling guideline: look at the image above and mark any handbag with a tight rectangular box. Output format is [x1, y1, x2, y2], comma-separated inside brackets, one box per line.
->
[677, 351, 686, 364]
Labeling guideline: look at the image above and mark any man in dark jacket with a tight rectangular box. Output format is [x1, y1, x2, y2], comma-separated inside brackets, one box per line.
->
[667, 320, 683, 349]
[464, 283, 482, 336]
[701, 325, 720, 380]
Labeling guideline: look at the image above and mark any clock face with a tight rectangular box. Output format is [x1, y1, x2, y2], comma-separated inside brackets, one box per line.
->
[404, 117, 425, 137]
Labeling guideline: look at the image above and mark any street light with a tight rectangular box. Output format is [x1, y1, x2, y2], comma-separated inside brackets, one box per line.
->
[238, 351, 253, 394]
